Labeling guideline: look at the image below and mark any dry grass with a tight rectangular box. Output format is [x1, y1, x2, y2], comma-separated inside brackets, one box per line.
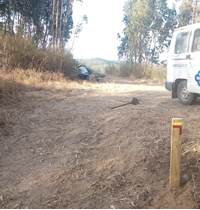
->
[104, 62, 167, 85]
[0, 76, 19, 104]
[0, 69, 124, 128]
[0, 34, 78, 78]
[0, 67, 93, 105]
[0, 68, 69, 88]
[0, 76, 18, 129]
[0, 109, 8, 127]
[0, 68, 72, 128]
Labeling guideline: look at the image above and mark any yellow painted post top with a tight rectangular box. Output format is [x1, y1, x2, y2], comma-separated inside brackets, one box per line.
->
[172, 118, 182, 125]
[172, 118, 183, 135]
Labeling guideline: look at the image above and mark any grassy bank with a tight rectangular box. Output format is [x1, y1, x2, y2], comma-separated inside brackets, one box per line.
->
[0, 34, 79, 128]
[104, 62, 167, 84]
[0, 34, 78, 78]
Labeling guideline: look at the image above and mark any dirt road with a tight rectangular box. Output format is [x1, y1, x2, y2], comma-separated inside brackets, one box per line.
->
[0, 76, 200, 208]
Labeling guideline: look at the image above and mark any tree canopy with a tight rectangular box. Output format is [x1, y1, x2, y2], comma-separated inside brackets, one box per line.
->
[118, 0, 177, 64]
[118, 0, 200, 64]
[0, 0, 84, 49]
[178, 0, 200, 26]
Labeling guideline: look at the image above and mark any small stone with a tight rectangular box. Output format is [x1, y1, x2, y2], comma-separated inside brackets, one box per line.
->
[178, 201, 182, 205]
[183, 174, 190, 182]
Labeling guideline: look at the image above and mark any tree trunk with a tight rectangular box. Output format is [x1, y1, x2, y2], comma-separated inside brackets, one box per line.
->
[20, 15, 25, 35]
[134, 51, 137, 63]
[4, 22, 6, 35]
[59, 0, 64, 47]
[61, 0, 74, 44]
[7, 1, 11, 33]
[52, 0, 56, 49]
[138, 37, 142, 65]
[43, 24, 48, 49]
[56, 0, 60, 48]
[12, 11, 16, 34]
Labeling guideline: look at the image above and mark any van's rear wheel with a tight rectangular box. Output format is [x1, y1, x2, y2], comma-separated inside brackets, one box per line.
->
[177, 81, 197, 105]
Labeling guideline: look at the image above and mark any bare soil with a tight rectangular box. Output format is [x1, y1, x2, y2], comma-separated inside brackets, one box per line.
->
[0, 76, 200, 209]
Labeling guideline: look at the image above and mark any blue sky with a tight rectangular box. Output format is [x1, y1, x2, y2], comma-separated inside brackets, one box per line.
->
[69, 0, 179, 61]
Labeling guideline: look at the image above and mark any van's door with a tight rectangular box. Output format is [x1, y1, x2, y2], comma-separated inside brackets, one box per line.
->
[187, 29, 200, 94]
[168, 30, 190, 82]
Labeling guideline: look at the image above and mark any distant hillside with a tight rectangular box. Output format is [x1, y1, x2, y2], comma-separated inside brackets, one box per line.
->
[77, 58, 119, 67]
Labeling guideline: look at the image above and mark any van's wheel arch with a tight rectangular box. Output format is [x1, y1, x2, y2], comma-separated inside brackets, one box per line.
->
[177, 80, 197, 105]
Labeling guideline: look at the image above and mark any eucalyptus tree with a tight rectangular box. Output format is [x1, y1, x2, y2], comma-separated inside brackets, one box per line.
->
[0, 0, 84, 49]
[118, 0, 177, 64]
[178, 0, 200, 26]
[118, 0, 135, 62]
[146, 0, 177, 63]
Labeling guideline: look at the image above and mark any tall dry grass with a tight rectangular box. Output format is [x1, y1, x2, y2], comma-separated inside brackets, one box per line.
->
[0, 34, 78, 78]
[0, 34, 79, 114]
[0, 74, 20, 128]
[0, 70, 22, 105]
[105, 62, 167, 84]
[104, 64, 120, 76]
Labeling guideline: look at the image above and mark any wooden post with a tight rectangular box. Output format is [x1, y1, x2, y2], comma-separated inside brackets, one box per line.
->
[170, 118, 182, 188]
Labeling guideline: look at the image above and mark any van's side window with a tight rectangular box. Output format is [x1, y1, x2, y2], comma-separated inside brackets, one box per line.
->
[174, 32, 189, 54]
[192, 29, 200, 52]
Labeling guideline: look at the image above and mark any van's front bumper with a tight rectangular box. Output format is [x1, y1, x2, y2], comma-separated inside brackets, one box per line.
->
[165, 81, 173, 91]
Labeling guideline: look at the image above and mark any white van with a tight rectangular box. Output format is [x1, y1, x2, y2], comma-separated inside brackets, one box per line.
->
[165, 23, 200, 105]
